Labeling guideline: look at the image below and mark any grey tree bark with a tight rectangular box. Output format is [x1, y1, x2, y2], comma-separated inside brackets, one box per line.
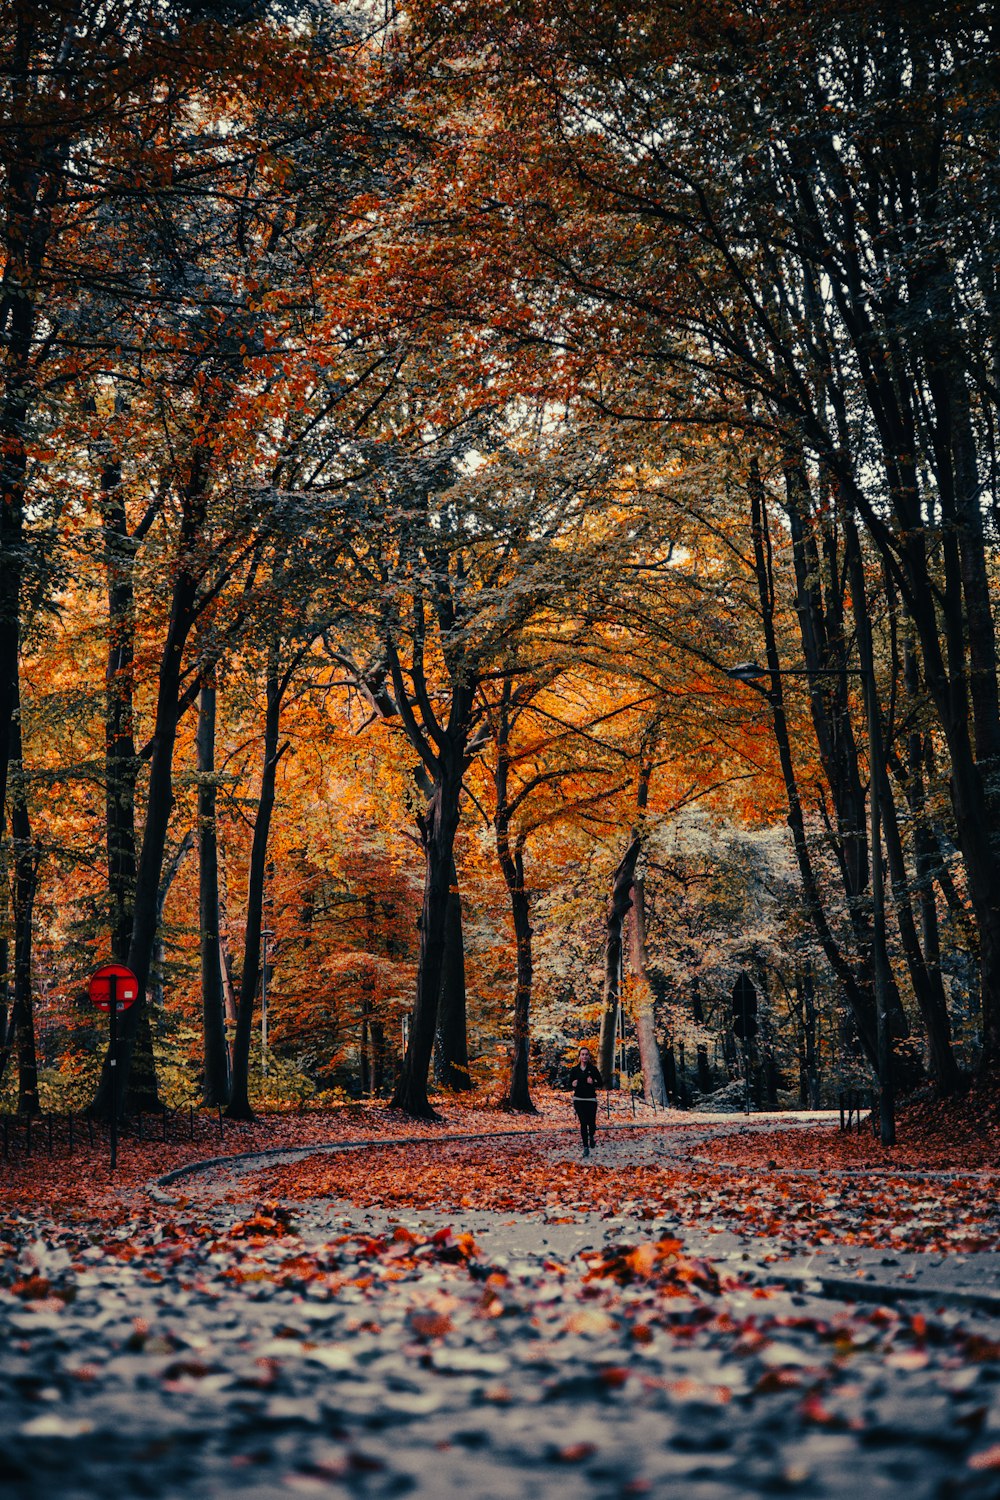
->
[197, 682, 231, 1106]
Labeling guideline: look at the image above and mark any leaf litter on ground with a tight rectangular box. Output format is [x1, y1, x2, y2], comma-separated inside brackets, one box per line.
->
[3, 1102, 1000, 1495]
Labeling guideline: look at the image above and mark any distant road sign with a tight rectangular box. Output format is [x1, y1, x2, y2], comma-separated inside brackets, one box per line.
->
[89, 963, 139, 1013]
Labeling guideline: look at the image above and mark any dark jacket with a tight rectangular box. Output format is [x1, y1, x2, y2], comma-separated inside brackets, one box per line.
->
[569, 1062, 603, 1100]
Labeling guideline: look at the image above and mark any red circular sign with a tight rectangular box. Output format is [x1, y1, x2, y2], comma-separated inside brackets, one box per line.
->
[89, 963, 139, 1013]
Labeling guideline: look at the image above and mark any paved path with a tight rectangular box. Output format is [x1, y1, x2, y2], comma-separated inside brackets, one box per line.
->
[587, 1119, 1000, 1313]
[3, 1114, 1000, 1498]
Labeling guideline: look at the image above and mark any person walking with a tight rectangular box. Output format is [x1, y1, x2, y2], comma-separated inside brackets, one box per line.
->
[569, 1046, 602, 1157]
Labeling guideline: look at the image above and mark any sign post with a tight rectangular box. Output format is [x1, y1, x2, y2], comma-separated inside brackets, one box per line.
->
[89, 963, 139, 1170]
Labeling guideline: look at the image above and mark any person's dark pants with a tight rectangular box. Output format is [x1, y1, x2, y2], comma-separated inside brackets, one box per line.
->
[574, 1099, 597, 1147]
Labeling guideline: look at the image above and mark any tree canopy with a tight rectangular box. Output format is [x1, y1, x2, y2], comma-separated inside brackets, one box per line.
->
[1, 0, 997, 1124]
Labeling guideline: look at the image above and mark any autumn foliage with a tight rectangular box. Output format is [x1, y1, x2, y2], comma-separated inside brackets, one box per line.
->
[0, 0, 998, 1134]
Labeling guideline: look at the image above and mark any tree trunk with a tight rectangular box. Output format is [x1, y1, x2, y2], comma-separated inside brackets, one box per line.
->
[197, 683, 230, 1106]
[800, 962, 821, 1108]
[391, 768, 463, 1119]
[0, 945, 32, 1107]
[218, 852, 239, 1026]
[612, 723, 666, 1103]
[598, 833, 641, 1081]
[120, 592, 198, 1111]
[489, 685, 537, 1112]
[360, 1007, 371, 1095]
[844, 518, 960, 1094]
[0, 939, 12, 1094]
[754, 970, 780, 1109]
[783, 462, 872, 956]
[499, 842, 536, 1113]
[747, 462, 880, 1068]
[0, 396, 26, 832]
[925, 365, 1000, 781]
[220, 938, 239, 1027]
[628, 869, 669, 1106]
[379, 556, 478, 1118]
[676, 1040, 690, 1108]
[102, 445, 138, 965]
[361, 895, 377, 1096]
[89, 467, 207, 1118]
[141, 828, 195, 1109]
[0, 112, 46, 830]
[435, 855, 472, 1090]
[9, 695, 38, 1115]
[227, 650, 284, 1120]
[840, 454, 1000, 1074]
[663, 1042, 677, 1105]
[0, 300, 31, 1104]
[371, 1021, 387, 1094]
[901, 637, 963, 1094]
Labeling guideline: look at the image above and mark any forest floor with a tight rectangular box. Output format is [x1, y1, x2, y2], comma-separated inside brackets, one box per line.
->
[3, 1096, 1000, 1498]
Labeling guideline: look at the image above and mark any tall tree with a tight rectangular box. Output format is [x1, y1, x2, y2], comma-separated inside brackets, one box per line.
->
[328, 407, 623, 1115]
[197, 679, 231, 1106]
[483, 669, 616, 1113]
[7, 678, 39, 1114]
[405, 0, 1000, 1080]
[84, 1, 397, 1114]
[226, 638, 287, 1120]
